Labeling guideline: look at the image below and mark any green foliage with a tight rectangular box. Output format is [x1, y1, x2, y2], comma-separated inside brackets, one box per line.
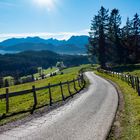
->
[89, 6, 109, 68]
[88, 7, 140, 66]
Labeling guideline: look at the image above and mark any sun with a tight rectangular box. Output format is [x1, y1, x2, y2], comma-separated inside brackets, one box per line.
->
[34, 0, 55, 11]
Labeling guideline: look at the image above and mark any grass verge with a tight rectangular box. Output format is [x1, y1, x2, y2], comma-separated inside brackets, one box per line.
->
[95, 71, 140, 140]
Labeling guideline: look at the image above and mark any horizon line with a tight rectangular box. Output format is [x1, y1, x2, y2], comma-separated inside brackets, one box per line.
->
[0, 29, 89, 42]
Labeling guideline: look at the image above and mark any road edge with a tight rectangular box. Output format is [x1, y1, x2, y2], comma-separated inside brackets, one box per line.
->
[95, 74, 124, 140]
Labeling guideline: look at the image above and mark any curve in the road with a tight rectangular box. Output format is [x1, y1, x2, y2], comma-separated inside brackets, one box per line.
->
[0, 72, 118, 140]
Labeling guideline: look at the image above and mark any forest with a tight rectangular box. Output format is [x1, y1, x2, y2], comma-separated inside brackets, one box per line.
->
[88, 6, 140, 68]
[0, 50, 89, 78]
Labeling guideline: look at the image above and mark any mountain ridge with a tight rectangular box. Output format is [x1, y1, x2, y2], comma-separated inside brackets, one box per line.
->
[0, 35, 89, 54]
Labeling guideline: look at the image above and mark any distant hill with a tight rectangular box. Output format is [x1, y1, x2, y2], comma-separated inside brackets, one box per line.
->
[0, 43, 86, 54]
[0, 35, 89, 54]
[0, 50, 89, 77]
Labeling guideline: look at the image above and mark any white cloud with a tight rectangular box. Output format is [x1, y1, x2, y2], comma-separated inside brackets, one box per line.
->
[0, 29, 89, 41]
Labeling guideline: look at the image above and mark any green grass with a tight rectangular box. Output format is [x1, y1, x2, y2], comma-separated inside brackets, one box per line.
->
[0, 64, 89, 125]
[96, 71, 140, 140]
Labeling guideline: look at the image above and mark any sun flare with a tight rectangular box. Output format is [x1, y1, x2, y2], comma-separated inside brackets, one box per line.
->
[34, 0, 55, 11]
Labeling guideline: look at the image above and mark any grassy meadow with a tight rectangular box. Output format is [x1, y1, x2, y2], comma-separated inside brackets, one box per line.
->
[0, 64, 89, 125]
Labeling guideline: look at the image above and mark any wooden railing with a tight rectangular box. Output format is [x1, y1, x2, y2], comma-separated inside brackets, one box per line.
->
[0, 74, 86, 117]
[97, 68, 140, 96]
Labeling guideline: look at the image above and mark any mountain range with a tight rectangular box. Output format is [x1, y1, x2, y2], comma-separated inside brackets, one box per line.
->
[0, 35, 89, 54]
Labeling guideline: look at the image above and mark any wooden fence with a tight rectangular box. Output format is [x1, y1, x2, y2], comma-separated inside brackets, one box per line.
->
[0, 74, 86, 116]
[97, 68, 140, 96]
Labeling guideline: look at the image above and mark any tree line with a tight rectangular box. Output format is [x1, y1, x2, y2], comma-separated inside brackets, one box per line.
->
[87, 6, 140, 68]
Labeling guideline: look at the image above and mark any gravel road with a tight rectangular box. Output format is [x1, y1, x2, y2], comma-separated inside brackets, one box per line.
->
[0, 72, 118, 140]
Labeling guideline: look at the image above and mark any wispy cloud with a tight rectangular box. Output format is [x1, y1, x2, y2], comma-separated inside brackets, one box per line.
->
[0, 29, 89, 41]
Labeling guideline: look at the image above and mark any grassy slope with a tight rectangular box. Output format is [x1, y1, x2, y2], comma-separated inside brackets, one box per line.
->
[112, 64, 140, 77]
[0, 64, 89, 125]
[95, 71, 140, 140]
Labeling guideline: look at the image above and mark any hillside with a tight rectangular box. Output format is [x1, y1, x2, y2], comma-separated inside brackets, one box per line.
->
[0, 50, 89, 77]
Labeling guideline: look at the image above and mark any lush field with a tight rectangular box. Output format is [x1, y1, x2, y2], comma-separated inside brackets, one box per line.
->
[112, 64, 140, 77]
[96, 71, 140, 140]
[0, 64, 89, 125]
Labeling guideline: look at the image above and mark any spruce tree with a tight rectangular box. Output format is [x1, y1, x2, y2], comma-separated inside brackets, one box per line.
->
[108, 9, 123, 64]
[121, 18, 133, 63]
[89, 6, 109, 68]
[132, 13, 140, 62]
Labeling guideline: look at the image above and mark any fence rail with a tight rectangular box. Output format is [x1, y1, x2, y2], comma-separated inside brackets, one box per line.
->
[97, 68, 140, 96]
[0, 74, 86, 116]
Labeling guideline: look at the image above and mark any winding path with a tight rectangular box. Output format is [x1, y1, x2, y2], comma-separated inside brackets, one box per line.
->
[0, 72, 118, 140]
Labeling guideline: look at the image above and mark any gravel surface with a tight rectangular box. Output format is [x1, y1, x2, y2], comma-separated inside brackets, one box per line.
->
[0, 72, 118, 140]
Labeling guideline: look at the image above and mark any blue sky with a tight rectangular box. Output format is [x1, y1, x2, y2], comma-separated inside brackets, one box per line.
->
[0, 0, 140, 41]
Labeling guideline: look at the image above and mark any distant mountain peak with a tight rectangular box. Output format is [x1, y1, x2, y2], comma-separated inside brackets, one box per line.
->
[0, 35, 89, 54]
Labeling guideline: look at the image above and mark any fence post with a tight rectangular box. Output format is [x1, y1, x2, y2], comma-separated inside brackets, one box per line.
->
[135, 77, 139, 92]
[60, 82, 65, 101]
[6, 88, 9, 113]
[128, 75, 131, 85]
[32, 85, 37, 112]
[78, 78, 82, 88]
[67, 81, 72, 97]
[73, 78, 77, 92]
[134, 76, 136, 90]
[48, 83, 52, 106]
[137, 77, 140, 96]
[131, 76, 135, 89]
[81, 74, 85, 86]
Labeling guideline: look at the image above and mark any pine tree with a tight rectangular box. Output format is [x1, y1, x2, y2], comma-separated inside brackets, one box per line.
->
[132, 13, 140, 62]
[108, 9, 123, 64]
[121, 18, 133, 63]
[89, 6, 109, 68]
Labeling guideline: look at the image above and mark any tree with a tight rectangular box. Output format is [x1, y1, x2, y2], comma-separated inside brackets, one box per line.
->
[0, 77, 3, 88]
[121, 18, 133, 63]
[132, 13, 140, 62]
[56, 61, 65, 70]
[108, 9, 124, 64]
[89, 6, 109, 68]
[121, 14, 140, 63]
[88, 7, 140, 66]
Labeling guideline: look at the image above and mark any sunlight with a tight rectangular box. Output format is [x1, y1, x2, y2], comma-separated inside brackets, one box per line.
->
[34, 0, 55, 11]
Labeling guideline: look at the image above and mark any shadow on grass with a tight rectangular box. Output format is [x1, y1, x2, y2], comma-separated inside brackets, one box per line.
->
[0, 87, 85, 122]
